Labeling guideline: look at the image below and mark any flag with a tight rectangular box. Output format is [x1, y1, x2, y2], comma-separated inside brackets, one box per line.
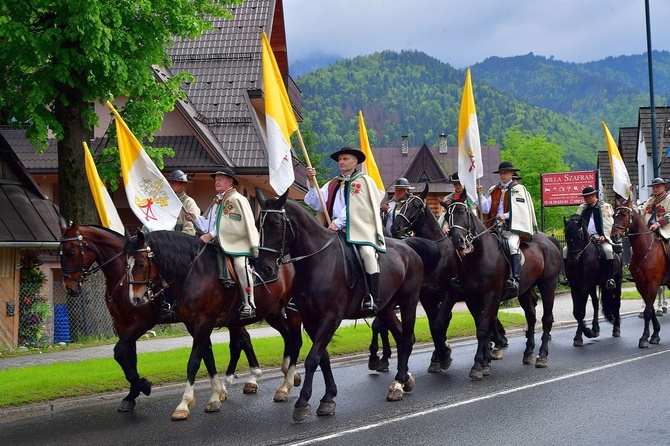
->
[83, 142, 124, 234]
[637, 126, 649, 202]
[457, 69, 483, 202]
[106, 101, 181, 231]
[602, 121, 632, 199]
[262, 32, 298, 196]
[358, 110, 385, 201]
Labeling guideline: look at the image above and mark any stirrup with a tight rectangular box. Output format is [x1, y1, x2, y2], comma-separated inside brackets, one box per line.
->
[504, 278, 519, 296]
[605, 279, 616, 289]
[220, 279, 236, 289]
[239, 304, 256, 320]
[285, 298, 299, 313]
[361, 294, 377, 314]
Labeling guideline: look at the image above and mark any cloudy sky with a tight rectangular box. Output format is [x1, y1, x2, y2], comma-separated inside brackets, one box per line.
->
[284, 0, 670, 69]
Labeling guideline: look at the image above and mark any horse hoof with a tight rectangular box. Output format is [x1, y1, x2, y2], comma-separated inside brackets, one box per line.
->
[573, 338, 583, 347]
[650, 335, 661, 344]
[138, 378, 152, 396]
[243, 383, 258, 394]
[583, 329, 595, 339]
[368, 358, 380, 371]
[292, 405, 312, 422]
[316, 401, 336, 416]
[293, 372, 302, 387]
[118, 399, 136, 412]
[171, 409, 190, 421]
[386, 381, 405, 401]
[440, 358, 452, 370]
[482, 366, 491, 376]
[403, 373, 415, 392]
[491, 348, 503, 360]
[639, 339, 649, 348]
[427, 362, 442, 373]
[638, 312, 644, 319]
[593, 331, 600, 338]
[205, 400, 221, 413]
[656, 310, 663, 316]
[522, 353, 535, 365]
[274, 389, 289, 402]
[612, 329, 621, 338]
[469, 369, 484, 381]
[377, 360, 390, 372]
[535, 357, 548, 368]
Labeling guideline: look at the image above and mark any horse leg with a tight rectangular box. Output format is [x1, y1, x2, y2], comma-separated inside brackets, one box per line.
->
[368, 317, 382, 370]
[518, 291, 537, 365]
[536, 286, 555, 368]
[571, 292, 588, 346]
[172, 328, 215, 421]
[114, 334, 153, 412]
[221, 327, 244, 396]
[386, 301, 416, 401]
[368, 316, 391, 372]
[490, 317, 507, 360]
[469, 299, 496, 381]
[201, 338, 226, 413]
[223, 327, 262, 395]
[316, 351, 338, 417]
[265, 311, 303, 402]
[378, 324, 393, 372]
[428, 292, 455, 373]
[590, 288, 600, 338]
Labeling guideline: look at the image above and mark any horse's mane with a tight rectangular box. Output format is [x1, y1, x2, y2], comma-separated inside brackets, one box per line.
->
[564, 214, 587, 247]
[143, 231, 216, 282]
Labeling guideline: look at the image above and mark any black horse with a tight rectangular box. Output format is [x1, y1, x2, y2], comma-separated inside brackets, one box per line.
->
[443, 200, 562, 379]
[255, 189, 438, 421]
[563, 214, 622, 346]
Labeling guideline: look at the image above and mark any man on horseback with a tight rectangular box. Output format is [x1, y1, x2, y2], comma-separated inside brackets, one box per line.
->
[642, 177, 670, 241]
[564, 186, 617, 289]
[438, 172, 477, 234]
[186, 166, 260, 320]
[381, 177, 414, 234]
[476, 161, 537, 297]
[305, 147, 386, 314]
[167, 170, 200, 236]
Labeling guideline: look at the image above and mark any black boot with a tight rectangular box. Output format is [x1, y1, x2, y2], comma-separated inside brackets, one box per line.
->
[217, 251, 236, 288]
[605, 259, 616, 289]
[362, 273, 380, 315]
[505, 254, 521, 297]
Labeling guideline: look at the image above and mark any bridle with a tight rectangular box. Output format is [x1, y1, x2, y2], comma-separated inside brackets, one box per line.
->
[394, 195, 425, 238]
[564, 217, 593, 260]
[127, 246, 163, 302]
[59, 231, 126, 290]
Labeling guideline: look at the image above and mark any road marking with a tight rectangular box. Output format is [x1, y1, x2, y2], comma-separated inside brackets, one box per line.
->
[286, 348, 670, 445]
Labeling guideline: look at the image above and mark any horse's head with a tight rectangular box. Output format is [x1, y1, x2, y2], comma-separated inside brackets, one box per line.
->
[390, 186, 428, 239]
[59, 217, 98, 297]
[445, 201, 475, 256]
[611, 197, 636, 243]
[125, 231, 160, 307]
[563, 214, 589, 258]
[257, 188, 295, 279]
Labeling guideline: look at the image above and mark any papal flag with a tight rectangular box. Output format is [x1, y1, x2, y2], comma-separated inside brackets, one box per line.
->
[106, 101, 181, 231]
[83, 142, 124, 234]
[457, 69, 483, 203]
[359, 110, 385, 201]
[262, 32, 298, 196]
[602, 121, 632, 199]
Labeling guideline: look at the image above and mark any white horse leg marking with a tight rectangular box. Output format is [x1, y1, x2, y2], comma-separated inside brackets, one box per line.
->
[274, 357, 294, 401]
[171, 381, 196, 420]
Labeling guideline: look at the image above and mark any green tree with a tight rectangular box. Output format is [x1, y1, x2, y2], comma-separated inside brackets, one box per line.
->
[0, 0, 240, 223]
[501, 127, 574, 231]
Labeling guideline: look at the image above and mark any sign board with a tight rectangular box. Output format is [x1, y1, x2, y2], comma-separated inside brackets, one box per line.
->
[541, 170, 597, 207]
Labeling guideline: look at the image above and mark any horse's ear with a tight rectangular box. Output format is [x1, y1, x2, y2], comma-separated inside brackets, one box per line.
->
[276, 189, 289, 207]
[137, 230, 146, 245]
[256, 187, 267, 207]
[563, 216, 567, 225]
[419, 183, 429, 200]
[59, 215, 69, 235]
[438, 199, 448, 211]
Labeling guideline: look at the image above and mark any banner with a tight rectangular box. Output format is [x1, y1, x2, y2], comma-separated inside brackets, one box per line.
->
[457, 69, 483, 202]
[602, 121, 632, 199]
[83, 142, 124, 234]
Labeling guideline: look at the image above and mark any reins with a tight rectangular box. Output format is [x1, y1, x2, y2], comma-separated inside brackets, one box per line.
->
[59, 231, 127, 291]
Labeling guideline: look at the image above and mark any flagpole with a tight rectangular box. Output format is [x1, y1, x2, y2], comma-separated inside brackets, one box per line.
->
[295, 129, 332, 226]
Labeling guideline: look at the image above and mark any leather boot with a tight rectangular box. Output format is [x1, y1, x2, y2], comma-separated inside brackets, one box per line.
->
[217, 250, 236, 288]
[505, 254, 521, 297]
[362, 273, 380, 315]
[605, 259, 616, 289]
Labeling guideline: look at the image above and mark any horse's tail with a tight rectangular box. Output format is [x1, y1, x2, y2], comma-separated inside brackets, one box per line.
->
[600, 289, 618, 324]
[404, 237, 441, 274]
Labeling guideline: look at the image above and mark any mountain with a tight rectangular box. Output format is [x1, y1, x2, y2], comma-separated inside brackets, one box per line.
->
[295, 50, 605, 171]
[289, 51, 343, 77]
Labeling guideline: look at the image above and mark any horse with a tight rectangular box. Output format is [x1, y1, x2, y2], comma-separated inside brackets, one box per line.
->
[611, 197, 664, 347]
[444, 200, 562, 380]
[563, 214, 622, 346]
[59, 219, 299, 417]
[254, 189, 438, 422]
[389, 185, 509, 370]
[125, 229, 302, 420]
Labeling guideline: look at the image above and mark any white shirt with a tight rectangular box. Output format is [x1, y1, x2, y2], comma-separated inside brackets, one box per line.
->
[304, 177, 350, 229]
[479, 181, 512, 219]
[193, 193, 224, 238]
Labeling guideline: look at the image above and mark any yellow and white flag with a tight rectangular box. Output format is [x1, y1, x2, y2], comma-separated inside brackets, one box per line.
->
[83, 142, 124, 234]
[262, 32, 298, 196]
[359, 110, 385, 201]
[457, 69, 483, 203]
[602, 121, 632, 199]
[106, 101, 181, 231]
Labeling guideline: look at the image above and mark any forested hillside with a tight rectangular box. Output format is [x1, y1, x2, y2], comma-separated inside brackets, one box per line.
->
[296, 50, 603, 171]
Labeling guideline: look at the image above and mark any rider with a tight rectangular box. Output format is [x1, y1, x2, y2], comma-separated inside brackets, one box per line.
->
[476, 161, 538, 297]
[642, 177, 670, 240]
[304, 147, 386, 314]
[438, 172, 477, 235]
[167, 170, 200, 236]
[381, 177, 414, 234]
[564, 186, 616, 289]
[185, 166, 259, 320]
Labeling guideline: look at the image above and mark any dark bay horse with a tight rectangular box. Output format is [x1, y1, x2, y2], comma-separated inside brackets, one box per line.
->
[255, 190, 437, 422]
[390, 186, 508, 370]
[445, 201, 561, 380]
[611, 197, 664, 347]
[125, 230, 302, 420]
[59, 219, 299, 417]
[563, 214, 622, 346]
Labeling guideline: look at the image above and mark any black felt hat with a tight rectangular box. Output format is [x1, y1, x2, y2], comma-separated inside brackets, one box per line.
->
[330, 147, 366, 164]
[493, 161, 520, 174]
[210, 166, 239, 185]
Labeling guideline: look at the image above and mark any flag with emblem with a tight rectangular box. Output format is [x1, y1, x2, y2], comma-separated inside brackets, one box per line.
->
[602, 121, 632, 200]
[83, 142, 124, 234]
[457, 69, 483, 202]
[106, 101, 181, 231]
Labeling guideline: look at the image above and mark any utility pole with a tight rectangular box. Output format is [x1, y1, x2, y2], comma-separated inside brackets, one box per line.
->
[645, 0, 659, 177]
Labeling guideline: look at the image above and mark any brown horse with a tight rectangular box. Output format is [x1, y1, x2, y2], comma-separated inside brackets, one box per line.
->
[611, 197, 663, 347]
[444, 201, 561, 380]
[125, 229, 302, 420]
[59, 219, 300, 417]
[254, 189, 438, 422]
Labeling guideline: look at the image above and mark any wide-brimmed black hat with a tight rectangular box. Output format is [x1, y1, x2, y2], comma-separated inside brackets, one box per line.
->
[330, 147, 366, 164]
[580, 186, 598, 196]
[167, 169, 190, 183]
[646, 177, 666, 187]
[493, 161, 520, 174]
[447, 172, 461, 183]
[210, 166, 239, 185]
